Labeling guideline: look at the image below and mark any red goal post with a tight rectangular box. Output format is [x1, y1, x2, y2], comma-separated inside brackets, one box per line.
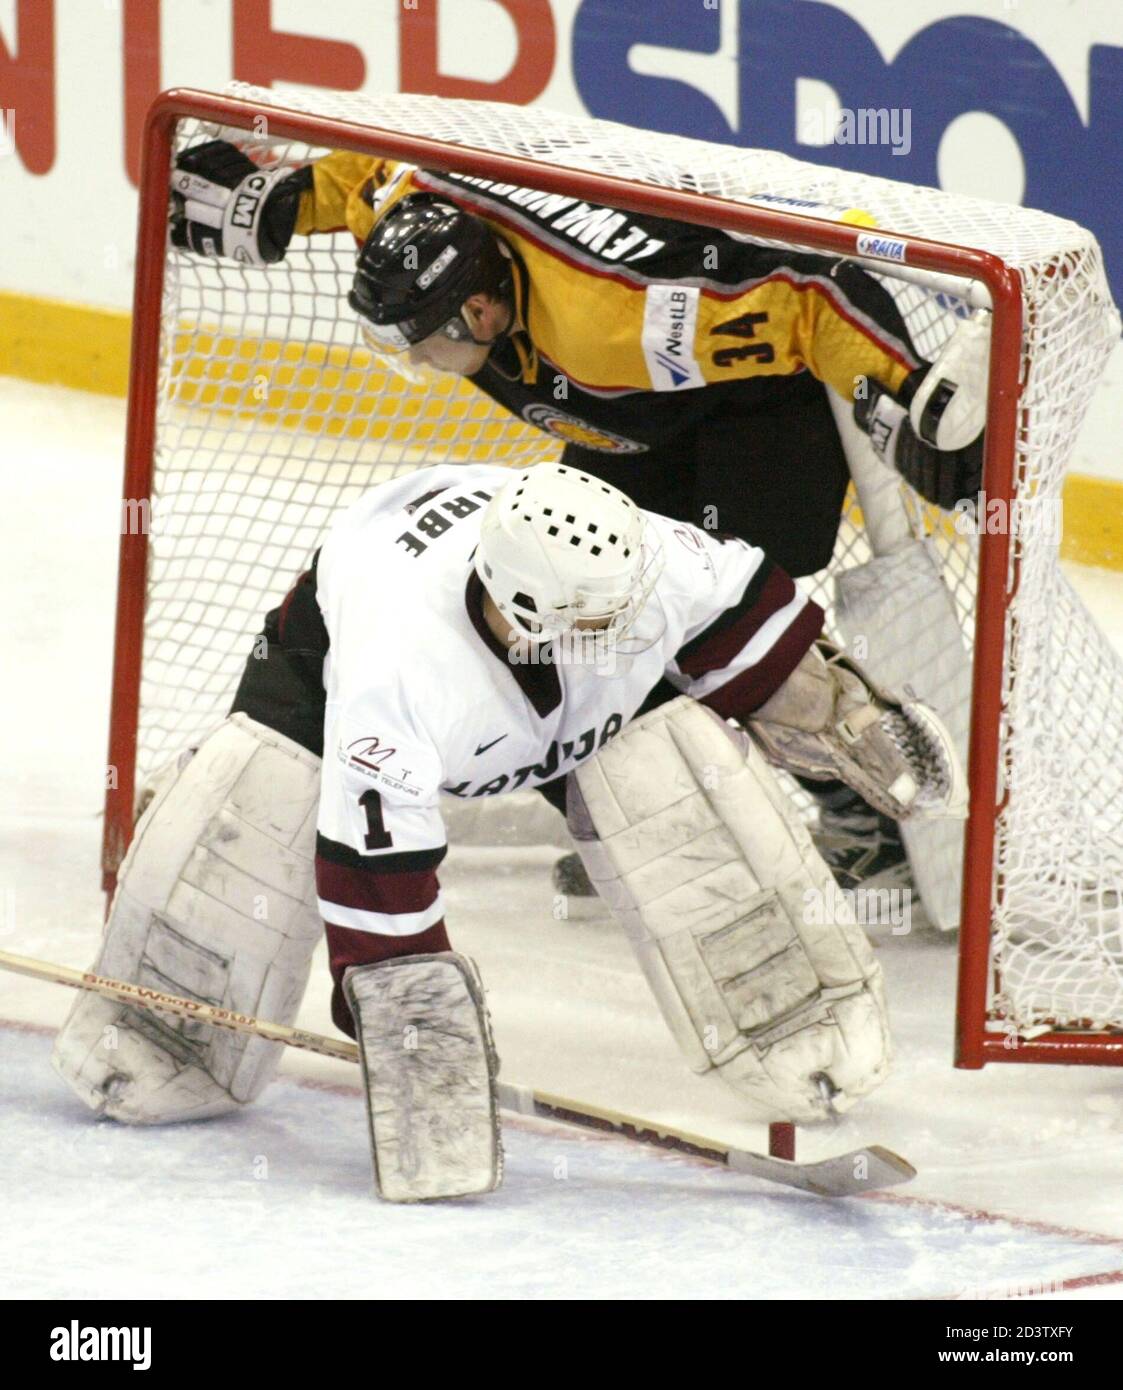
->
[106, 86, 1122, 1070]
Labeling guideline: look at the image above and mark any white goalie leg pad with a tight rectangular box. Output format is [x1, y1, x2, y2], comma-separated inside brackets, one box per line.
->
[343, 953, 502, 1202]
[52, 713, 322, 1124]
[567, 697, 891, 1123]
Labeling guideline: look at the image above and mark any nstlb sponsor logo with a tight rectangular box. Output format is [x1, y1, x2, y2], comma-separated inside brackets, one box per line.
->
[642, 285, 705, 390]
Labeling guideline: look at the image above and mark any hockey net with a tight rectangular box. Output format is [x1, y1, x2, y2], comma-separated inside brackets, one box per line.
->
[107, 84, 1123, 1065]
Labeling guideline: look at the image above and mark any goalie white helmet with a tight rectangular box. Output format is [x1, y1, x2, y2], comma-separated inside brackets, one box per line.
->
[474, 463, 663, 650]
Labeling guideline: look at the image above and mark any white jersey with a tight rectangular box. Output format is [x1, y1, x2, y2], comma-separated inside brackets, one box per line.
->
[312, 464, 822, 939]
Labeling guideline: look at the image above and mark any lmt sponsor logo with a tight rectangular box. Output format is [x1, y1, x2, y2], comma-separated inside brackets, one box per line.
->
[50, 1321, 152, 1371]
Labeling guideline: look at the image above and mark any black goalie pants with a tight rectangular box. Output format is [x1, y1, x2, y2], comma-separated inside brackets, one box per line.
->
[560, 371, 851, 579]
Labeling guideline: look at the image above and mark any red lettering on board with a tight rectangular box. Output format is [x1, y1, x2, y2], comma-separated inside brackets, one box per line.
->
[123, 0, 160, 187]
[0, 0, 56, 174]
[400, 0, 554, 105]
[232, 0, 365, 93]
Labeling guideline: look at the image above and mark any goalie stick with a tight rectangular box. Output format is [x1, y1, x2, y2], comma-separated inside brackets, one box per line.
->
[1, 948, 915, 1198]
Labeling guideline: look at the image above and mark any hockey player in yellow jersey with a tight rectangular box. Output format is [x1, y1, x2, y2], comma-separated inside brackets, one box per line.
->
[170, 140, 985, 558]
[170, 137, 987, 900]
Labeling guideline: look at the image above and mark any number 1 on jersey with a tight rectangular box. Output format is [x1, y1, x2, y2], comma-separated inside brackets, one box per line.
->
[359, 789, 394, 850]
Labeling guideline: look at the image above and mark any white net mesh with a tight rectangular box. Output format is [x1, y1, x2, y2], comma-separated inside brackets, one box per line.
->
[134, 84, 1123, 1038]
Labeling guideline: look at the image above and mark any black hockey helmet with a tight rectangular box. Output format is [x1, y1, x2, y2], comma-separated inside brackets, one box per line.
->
[349, 193, 512, 349]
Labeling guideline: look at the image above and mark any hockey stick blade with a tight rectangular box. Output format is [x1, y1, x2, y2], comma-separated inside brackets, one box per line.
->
[499, 1081, 916, 1197]
[726, 1142, 916, 1197]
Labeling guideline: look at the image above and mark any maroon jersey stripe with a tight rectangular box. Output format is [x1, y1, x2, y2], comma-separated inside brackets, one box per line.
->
[701, 600, 824, 717]
[316, 855, 440, 915]
[678, 568, 811, 679]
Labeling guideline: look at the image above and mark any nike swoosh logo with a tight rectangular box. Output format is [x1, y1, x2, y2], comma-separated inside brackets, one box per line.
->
[474, 735, 508, 756]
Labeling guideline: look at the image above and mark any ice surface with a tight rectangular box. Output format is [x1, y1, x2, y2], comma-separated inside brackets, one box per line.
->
[2, 378, 1122, 1300]
[3, 1026, 1120, 1301]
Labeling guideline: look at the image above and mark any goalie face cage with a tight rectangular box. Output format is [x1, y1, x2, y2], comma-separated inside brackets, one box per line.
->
[106, 85, 1123, 1069]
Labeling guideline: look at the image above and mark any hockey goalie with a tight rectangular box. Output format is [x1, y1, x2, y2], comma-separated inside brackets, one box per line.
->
[53, 463, 962, 1201]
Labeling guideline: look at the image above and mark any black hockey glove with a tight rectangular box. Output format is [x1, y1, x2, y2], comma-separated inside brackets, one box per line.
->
[855, 377, 983, 512]
[169, 140, 311, 265]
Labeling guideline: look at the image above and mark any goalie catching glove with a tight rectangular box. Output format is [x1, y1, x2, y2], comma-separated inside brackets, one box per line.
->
[747, 639, 966, 822]
[170, 139, 309, 265]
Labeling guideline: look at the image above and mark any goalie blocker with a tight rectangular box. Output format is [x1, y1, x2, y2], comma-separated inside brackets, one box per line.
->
[343, 953, 502, 1202]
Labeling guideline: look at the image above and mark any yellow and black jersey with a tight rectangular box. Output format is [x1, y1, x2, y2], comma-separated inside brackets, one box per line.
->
[295, 151, 924, 455]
